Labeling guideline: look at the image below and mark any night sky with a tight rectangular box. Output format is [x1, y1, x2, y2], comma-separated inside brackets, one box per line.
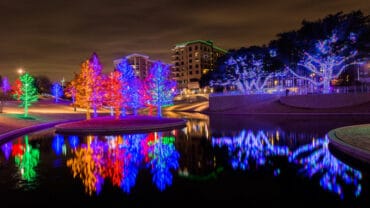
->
[0, 0, 369, 82]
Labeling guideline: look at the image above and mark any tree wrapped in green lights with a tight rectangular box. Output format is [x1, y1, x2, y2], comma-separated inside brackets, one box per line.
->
[19, 73, 38, 117]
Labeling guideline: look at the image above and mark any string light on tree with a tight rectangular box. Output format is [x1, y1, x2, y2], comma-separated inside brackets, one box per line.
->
[288, 32, 361, 94]
[19, 73, 38, 117]
[52, 82, 63, 103]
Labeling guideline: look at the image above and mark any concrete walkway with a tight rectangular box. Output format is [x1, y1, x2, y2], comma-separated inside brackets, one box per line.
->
[328, 124, 370, 163]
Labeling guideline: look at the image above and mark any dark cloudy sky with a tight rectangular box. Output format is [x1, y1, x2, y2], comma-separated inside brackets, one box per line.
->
[0, 0, 369, 82]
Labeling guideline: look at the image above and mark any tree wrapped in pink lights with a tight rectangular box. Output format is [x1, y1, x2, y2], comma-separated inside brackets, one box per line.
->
[288, 33, 361, 94]
[146, 62, 176, 117]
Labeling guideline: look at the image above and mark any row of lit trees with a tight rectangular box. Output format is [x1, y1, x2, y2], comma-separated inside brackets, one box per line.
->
[66, 53, 176, 119]
[206, 11, 369, 94]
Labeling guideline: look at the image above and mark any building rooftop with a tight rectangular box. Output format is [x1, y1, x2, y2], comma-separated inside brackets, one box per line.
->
[174, 40, 227, 53]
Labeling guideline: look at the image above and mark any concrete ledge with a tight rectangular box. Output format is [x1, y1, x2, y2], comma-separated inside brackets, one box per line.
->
[209, 94, 279, 111]
[55, 116, 187, 135]
[280, 93, 370, 109]
[327, 124, 370, 163]
[0, 119, 83, 143]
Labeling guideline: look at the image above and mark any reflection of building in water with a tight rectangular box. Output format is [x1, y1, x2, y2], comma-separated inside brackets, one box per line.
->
[165, 111, 210, 139]
[185, 118, 210, 139]
[173, 129, 217, 177]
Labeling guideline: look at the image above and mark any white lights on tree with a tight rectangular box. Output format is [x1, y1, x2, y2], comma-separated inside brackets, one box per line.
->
[288, 33, 361, 94]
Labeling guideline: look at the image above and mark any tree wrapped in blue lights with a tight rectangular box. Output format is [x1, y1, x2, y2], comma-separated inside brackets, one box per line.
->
[288, 33, 361, 94]
[147, 133, 179, 191]
[212, 130, 289, 170]
[115, 58, 137, 116]
[289, 137, 362, 199]
[19, 73, 38, 117]
[147, 62, 176, 117]
[52, 82, 63, 103]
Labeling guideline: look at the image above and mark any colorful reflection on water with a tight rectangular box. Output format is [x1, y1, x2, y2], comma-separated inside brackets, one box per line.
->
[211, 129, 363, 199]
[65, 132, 179, 195]
[289, 136, 362, 199]
[212, 130, 290, 170]
[0, 117, 368, 204]
[1, 136, 40, 182]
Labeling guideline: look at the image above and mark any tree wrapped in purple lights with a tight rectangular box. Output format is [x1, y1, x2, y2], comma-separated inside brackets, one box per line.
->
[288, 33, 361, 94]
[289, 137, 362, 199]
[89, 53, 105, 117]
[2, 77, 11, 94]
[212, 130, 289, 170]
[51, 82, 63, 103]
[146, 62, 176, 117]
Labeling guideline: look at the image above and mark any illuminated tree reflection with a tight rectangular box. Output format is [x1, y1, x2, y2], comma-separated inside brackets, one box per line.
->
[289, 137, 362, 199]
[1, 142, 12, 160]
[212, 130, 289, 170]
[13, 135, 40, 181]
[66, 132, 180, 195]
[147, 133, 180, 191]
[52, 134, 65, 156]
[67, 137, 104, 195]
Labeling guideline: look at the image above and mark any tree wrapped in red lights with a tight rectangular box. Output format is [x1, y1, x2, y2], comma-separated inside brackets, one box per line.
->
[146, 62, 177, 117]
[19, 73, 38, 117]
[104, 71, 124, 119]
[12, 78, 22, 101]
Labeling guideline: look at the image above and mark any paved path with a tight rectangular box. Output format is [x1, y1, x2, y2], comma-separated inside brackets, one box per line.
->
[328, 124, 370, 163]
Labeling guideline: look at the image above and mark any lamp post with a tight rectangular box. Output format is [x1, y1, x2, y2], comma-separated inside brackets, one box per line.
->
[17, 68, 24, 75]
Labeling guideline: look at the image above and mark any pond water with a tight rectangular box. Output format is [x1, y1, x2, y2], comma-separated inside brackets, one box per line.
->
[0, 113, 369, 207]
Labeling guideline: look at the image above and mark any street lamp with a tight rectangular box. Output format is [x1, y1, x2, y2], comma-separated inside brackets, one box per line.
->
[17, 68, 24, 75]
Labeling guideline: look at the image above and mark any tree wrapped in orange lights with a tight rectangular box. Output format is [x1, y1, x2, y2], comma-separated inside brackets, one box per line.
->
[75, 53, 104, 119]
[65, 73, 78, 111]
[104, 71, 124, 119]
[12, 78, 22, 101]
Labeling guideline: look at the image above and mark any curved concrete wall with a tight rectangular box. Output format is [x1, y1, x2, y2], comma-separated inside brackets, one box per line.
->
[209, 94, 279, 111]
[280, 93, 370, 109]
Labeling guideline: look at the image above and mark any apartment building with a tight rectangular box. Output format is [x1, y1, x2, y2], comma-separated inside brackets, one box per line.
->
[171, 40, 226, 90]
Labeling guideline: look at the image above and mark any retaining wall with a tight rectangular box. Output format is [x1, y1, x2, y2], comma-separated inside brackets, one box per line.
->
[209, 94, 279, 111]
[280, 93, 370, 109]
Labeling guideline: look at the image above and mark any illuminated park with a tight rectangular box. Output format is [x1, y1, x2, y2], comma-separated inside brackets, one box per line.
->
[0, 2, 369, 207]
